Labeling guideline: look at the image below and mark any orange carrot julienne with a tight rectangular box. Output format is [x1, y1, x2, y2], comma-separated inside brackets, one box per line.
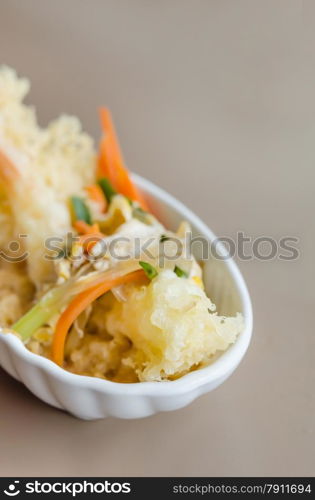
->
[79, 232, 103, 244]
[73, 221, 104, 252]
[85, 184, 107, 212]
[98, 129, 116, 181]
[74, 220, 101, 235]
[100, 107, 124, 170]
[97, 109, 123, 184]
[79, 233, 104, 253]
[98, 108, 149, 210]
[51, 269, 146, 366]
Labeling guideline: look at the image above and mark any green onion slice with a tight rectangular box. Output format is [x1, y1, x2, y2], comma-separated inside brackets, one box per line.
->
[139, 261, 158, 280]
[98, 178, 117, 203]
[174, 265, 188, 278]
[160, 234, 170, 243]
[70, 196, 92, 224]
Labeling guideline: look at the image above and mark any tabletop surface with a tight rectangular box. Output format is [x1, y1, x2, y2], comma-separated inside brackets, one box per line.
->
[0, 0, 313, 476]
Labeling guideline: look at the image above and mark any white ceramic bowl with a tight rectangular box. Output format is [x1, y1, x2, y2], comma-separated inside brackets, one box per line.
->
[0, 175, 253, 420]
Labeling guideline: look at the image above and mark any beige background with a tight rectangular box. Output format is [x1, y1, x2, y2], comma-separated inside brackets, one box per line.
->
[0, 0, 313, 476]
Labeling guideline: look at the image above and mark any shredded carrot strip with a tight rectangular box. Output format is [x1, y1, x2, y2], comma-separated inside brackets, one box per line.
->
[51, 270, 146, 366]
[74, 220, 100, 235]
[79, 233, 104, 253]
[73, 221, 104, 252]
[98, 108, 148, 210]
[78, 232, 103, 244]
[85, 184, 107, 212]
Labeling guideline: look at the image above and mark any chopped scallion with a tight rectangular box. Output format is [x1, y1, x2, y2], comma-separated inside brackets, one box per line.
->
[174, 265, 188, 278]
[98, 178, 117, 202]
[160, 234, 170, 243]
[70, 196, 92, 224]
[139, 261, 158, 280]
[133, 206, 150, 224]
